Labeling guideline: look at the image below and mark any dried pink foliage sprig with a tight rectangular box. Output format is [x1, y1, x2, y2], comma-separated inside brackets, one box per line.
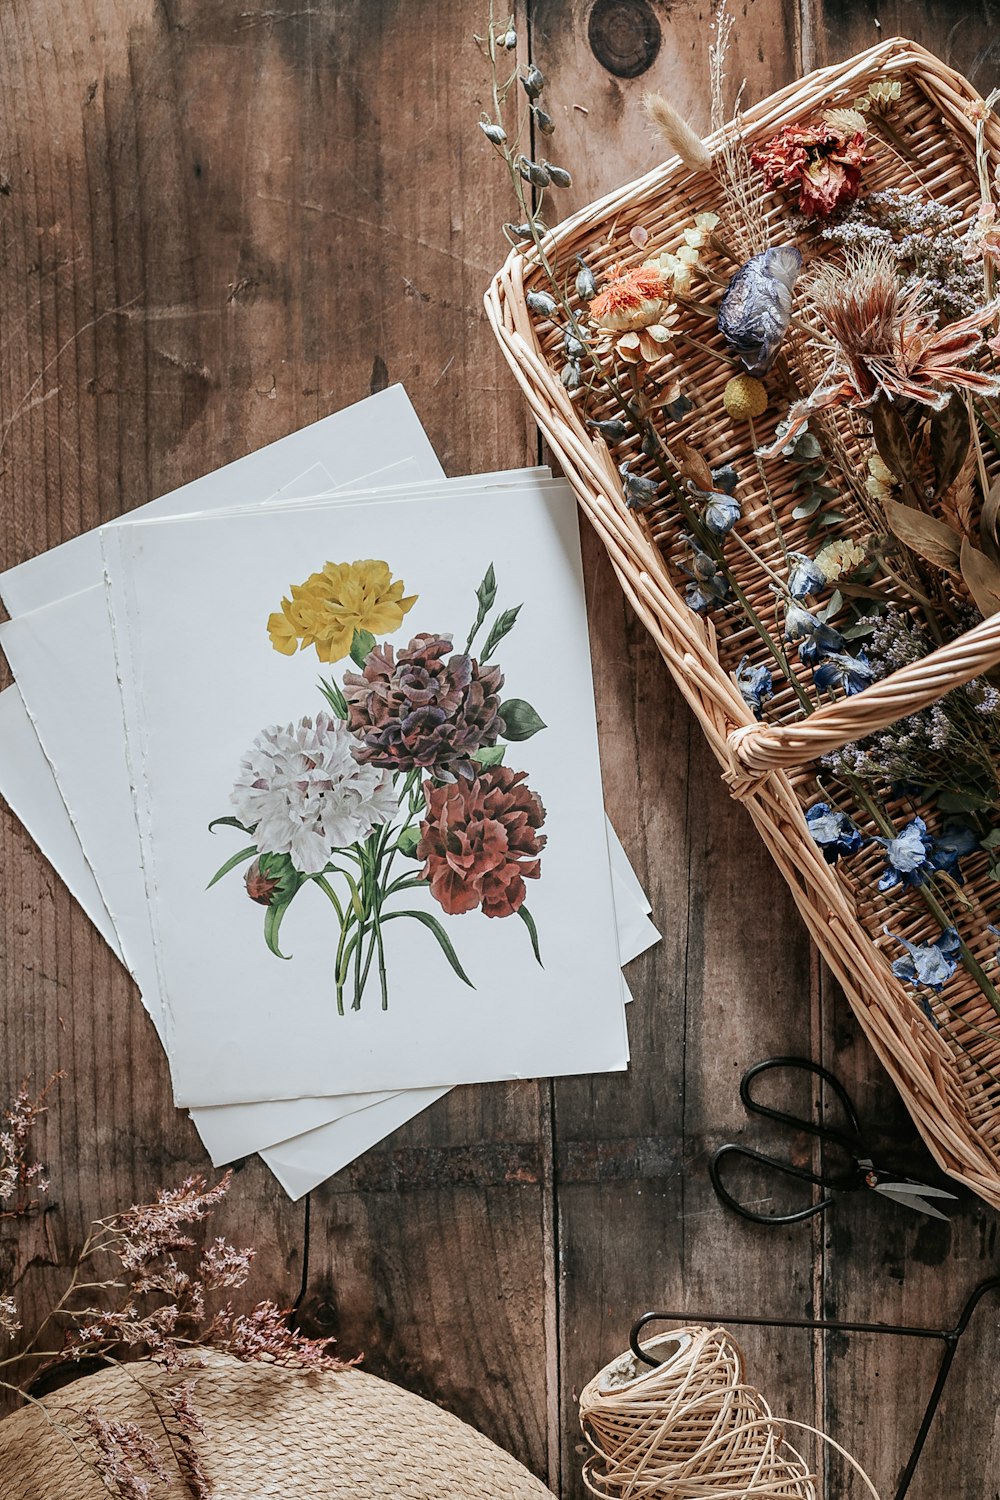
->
[0, 1076, 352, 1500]
[80, 1410, 172, 1500]
[0, 1071, 62, 1220]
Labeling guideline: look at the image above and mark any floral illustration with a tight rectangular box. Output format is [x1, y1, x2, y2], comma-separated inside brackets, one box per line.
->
[210, 561, 546, 1013]
[266, 558, 417, 663]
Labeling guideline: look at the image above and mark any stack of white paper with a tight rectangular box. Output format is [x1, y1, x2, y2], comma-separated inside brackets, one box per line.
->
[0, 387, 658, 1197]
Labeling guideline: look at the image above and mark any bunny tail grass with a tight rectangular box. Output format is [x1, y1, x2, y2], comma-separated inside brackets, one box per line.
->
[642, 92, 712, 173]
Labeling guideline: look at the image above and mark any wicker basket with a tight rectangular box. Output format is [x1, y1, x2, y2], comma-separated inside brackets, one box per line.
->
[485, 39, 1000, 1208]
[0, 1352, 556, 1499]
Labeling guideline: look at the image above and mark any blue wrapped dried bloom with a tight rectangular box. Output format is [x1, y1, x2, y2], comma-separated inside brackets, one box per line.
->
[876, 816, 935, 891]
[813, 649, 875, 696]
[784, 601, 822, 640]
[788, 552, 827, 600]
[735, 655, 773, 720]
[806, 802, 863, 864]
[717, 246, 803, 375]
[703, 491, 742, 536]
[887, 926, 961, 992]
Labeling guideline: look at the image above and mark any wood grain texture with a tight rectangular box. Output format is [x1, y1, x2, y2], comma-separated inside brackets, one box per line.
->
[2, 1, 1000, 1495]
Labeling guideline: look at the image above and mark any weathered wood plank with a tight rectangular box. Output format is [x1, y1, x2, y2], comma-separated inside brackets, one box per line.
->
[529, 4, 819, 1489]
[284, 0, 558, 1482]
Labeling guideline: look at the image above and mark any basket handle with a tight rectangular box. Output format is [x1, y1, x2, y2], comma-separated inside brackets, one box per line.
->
[730, 611, 1000, 773]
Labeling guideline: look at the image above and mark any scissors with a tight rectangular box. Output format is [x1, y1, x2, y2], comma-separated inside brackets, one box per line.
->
[709, 1057, 958, 1224]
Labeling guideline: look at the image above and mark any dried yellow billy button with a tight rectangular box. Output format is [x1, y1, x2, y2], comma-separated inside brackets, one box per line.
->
[723, 374, 767, 420]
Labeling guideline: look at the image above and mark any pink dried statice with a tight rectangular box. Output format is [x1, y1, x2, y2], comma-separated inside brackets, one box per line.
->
[81, 1410, 170, 1500]
[0, 1292, 21, 1337]
[0, 1072, 61, 1217]
[107, 1173, 233, 1272]
[215, 1299, 346, 1371]
[165, 1381, 212, 1500]
[200, 1238, 255, 1291]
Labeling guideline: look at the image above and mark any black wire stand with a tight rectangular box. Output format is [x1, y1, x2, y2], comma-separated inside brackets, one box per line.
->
[629, 1276, 1000, 1500]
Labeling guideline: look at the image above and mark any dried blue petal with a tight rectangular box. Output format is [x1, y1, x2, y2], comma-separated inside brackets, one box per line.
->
[521, 66, 545, 100]
[813, 649, 875, 697]
[795, 617, 847, 664]
[517, 156, 551, 188]
[717, 245, 803, 376]
[876, 817, 934, 892]
[680, 534, 730, 608]
[479, 121, 507, 144]
[561, 360, 582, 390]
[788, 551, 827, 600]
[806, 802, 863, 864]
[929, 821, 980, 883]
[711, 465, 739, 496]
[735, 655, 773, 720]
[784, 602, 822, 641]
[534, 107, 556, 136]
[703, 491, 742, 536]
[663, 392, 694, 422]
[887, 925, 961, 993]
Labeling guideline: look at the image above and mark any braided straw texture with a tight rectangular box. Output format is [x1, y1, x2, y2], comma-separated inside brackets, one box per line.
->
[579, 1327, 819, 1499]
[0, 1352, 556, 1499]
[485, 39, 1000, 1209]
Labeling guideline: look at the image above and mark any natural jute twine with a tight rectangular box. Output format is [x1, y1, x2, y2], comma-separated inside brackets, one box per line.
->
[578, 1327, 880, 1499]
[0, 1351, 556, 1500]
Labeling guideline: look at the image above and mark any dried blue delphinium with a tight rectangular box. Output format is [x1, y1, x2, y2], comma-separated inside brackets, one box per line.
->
[813, 649, 875, 697]
[703, 491, 741, 536]
[805, 802, 863, 864]
[575, 258, 598, 301]
[788, 551, 827, 600]
[588, 416, 630, 443]
[929, 822, 980, 883]
[876, 817, 936, 892]
[886, 926, 961, 995]
[717, 246, 803, 375]
[735, 656, 774, 720]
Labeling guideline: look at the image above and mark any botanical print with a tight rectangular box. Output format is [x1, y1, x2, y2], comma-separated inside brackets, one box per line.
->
[209, 560, 547, 1013]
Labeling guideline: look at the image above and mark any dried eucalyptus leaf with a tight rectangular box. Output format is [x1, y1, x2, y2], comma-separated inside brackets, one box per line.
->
[980, 476, 1000, 566]
[961, 537, 1000, 617]
[884, 498, 961, 573]
[929, 399, 971, 501]
[871, 398, 914, 486]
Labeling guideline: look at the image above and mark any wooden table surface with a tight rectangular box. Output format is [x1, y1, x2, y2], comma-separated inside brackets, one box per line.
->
[2, 2, 1000, 1495]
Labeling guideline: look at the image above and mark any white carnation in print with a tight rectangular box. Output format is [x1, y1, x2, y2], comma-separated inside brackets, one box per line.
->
[231, 712, 398, 874]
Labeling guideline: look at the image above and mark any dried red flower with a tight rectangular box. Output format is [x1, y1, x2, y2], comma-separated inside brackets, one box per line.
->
[751, 115, 869, 217]
[417, 766, 546, 919]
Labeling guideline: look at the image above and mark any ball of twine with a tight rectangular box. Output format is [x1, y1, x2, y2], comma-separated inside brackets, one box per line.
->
[578, 1325, 880, 1500]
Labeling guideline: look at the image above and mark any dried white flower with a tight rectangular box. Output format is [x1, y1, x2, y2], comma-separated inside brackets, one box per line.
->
[231, 713, 398, 874]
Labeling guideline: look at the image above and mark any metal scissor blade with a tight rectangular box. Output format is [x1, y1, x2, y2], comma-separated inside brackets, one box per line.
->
[872, 1181, 955, 1220]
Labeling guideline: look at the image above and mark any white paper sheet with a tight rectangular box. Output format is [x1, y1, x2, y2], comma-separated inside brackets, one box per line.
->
[104, 479, 630, 1105]
[0, 686, 655, 1179]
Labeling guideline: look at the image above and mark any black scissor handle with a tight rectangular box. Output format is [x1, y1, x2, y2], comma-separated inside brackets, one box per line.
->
[740, 1056, 864, 1155]
[709, 1142, 835, 1224]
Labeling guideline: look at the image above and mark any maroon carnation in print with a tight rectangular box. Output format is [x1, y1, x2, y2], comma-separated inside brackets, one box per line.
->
[417, 766, 547, 919]
[342, 632, 505, 782]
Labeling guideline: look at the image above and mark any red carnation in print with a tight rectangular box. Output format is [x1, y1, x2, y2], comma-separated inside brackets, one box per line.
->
[418, 767, 547, 919]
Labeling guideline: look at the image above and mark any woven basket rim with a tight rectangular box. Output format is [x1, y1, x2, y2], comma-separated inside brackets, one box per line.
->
[484, 37, 1000, 1207]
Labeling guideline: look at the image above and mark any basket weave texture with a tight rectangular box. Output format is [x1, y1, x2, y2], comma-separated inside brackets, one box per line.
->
[485, 39, 1000, 1208]
[0, 1352, 556, 1499]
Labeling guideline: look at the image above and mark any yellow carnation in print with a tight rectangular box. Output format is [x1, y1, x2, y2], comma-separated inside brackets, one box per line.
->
[267, 559, 417, 663]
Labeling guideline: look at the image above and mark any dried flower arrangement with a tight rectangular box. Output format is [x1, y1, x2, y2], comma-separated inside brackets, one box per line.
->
[208, 559, 547, 1012]
[479, 11, 1000, 1201]
[0, 1075, 346, 1497]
